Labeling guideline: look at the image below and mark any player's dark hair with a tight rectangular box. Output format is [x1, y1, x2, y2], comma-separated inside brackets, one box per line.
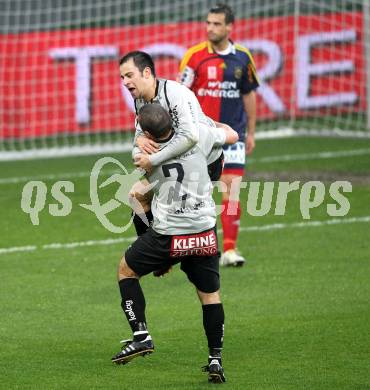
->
[138, 104, 172, 139]
[119, 51, 156, 77]
[209, 3, 235, 24]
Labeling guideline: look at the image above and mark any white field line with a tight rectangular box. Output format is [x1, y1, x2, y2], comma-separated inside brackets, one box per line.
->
[1, 215, 369, 256]
[0, 128, 369, 163]
[0, 143, 132, 162]
[0, 237, 134, 255]
[249, 147, 370, 163]
[0, 245, 37, 254]
[239, 215, 370, 232]
[0, 169, 119, 185]
[1, 147, 370, 185]
[256, 128, 370, 139]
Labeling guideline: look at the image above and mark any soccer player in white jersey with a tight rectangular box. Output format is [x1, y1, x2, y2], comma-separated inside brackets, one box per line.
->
[120, 51, 213, 168]
[119, 51, 228, 236]
[111, 104, 238, 384]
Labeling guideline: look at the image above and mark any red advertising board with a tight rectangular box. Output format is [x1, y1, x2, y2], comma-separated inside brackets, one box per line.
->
[0, 12, 364, 138]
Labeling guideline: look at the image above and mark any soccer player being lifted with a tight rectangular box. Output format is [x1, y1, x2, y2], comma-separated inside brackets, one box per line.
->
[111, 104, 238, 383]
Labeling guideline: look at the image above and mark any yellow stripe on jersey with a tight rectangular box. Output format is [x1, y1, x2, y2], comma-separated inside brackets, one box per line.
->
[235, 43, 260, 83]
[179, 41, 208, 71]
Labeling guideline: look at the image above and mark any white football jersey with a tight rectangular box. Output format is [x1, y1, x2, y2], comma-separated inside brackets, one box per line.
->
[133, 78, 216, 166]
[148, 126, 225, 235]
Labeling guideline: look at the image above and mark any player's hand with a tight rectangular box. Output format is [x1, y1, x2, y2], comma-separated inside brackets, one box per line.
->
[136, 135, 159, 154]
[134, 153, 153, 174]
[246, 133, 255, 155]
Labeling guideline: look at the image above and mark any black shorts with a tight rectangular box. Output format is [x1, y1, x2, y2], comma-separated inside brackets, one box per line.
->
[125, 226, 220, 293]
[207, 152, 224, 182]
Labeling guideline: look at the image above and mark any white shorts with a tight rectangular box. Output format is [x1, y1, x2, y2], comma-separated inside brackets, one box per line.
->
[222, 142, 245, 174]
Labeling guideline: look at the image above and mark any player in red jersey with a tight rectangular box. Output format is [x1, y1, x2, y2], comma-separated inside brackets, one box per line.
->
[178, 3, 259, 266]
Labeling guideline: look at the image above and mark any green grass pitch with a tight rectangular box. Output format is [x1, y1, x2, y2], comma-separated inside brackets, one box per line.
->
[1, 136, 370, 389]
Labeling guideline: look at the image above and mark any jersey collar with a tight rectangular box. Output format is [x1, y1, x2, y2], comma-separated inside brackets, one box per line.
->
[150, 79, 160, 102]
[207, 39, 236, 55]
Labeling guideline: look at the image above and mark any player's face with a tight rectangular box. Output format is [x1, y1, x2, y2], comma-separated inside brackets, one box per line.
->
[120, 58, 150, 99]
[206, 13, 231, 45]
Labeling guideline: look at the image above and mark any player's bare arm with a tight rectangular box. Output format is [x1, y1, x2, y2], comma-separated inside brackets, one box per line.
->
[134, 153, 152, 173]
[136, 134, 159, 154]
[243, 91, 257, 155]
[213, 121, 239, 144]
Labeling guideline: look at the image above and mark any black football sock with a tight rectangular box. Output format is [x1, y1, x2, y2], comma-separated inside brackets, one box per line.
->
[133, 210, 153, 236]
[119, 278, 148, 341]
[202, 303, 224, 361]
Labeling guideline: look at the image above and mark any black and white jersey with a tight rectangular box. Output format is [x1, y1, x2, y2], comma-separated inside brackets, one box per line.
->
[133, 78, 215, 166]
[198, 122, 225, 165]
[148, 125, 226, 235]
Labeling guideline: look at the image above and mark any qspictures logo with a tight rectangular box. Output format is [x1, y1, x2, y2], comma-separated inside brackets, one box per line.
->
[20, 157, 353, 233]
[20, 157, 156, 233]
